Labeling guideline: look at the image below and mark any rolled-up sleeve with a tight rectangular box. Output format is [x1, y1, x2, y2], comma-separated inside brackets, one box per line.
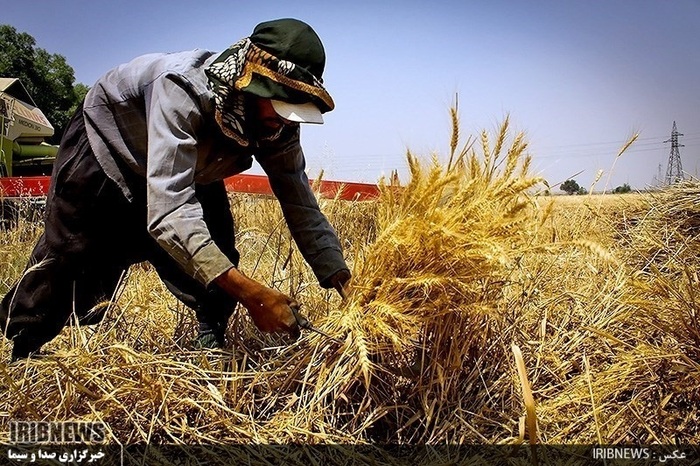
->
[145, 74, 233, 285]
[256, 128, 349, 288]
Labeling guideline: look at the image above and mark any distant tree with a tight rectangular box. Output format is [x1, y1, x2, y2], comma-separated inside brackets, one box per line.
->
[560, 179, 581, 195]
[0, 25, 88, 144]
[613, 183, 632, 194]
[577, 186, 588, 195]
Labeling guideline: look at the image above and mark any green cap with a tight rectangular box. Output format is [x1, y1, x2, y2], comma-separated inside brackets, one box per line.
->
[251, 18, 326, 80]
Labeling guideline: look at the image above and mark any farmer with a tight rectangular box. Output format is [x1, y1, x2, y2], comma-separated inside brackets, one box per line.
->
[1, 18, 351, 361]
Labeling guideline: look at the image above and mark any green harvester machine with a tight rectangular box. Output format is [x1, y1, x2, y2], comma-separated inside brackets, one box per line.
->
[0, 78, 59, 226]
[0, 77, 58, 176]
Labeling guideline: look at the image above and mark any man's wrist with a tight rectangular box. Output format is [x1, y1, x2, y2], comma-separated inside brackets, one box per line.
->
[214, 267, 256, 302]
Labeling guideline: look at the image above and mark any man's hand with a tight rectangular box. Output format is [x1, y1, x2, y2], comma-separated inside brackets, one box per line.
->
[214, 268, 298, 334]
[329, 269, 352, 301]
[241, 283, 299, 334]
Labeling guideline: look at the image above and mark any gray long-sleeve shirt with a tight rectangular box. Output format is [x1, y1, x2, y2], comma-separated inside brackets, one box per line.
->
[82, 49, 347, 287]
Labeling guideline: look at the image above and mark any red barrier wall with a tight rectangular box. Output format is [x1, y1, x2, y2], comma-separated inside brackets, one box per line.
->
[1, 174, 380, 201]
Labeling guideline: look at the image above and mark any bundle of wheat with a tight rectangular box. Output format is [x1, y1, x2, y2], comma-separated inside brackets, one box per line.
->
[255, 113, 555, 450]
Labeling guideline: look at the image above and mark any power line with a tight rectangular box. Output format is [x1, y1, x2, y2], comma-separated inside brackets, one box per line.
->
[535, 132, 700, 150]
[533, 142, 700, 160]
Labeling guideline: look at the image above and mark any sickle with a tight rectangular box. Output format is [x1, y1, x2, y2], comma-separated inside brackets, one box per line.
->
[290, 305, 343, 345]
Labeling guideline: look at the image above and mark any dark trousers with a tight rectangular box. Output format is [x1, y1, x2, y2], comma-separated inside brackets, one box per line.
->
[0, 107, 239, 354]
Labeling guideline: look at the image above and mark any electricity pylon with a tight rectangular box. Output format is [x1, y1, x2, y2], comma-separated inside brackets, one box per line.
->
[664, 121, 685, 185]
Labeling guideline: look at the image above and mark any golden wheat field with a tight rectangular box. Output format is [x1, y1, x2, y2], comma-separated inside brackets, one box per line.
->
[1, 116, 699, 465]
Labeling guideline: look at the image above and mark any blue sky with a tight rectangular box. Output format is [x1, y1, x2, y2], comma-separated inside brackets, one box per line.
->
[4, 0, 699, 190]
